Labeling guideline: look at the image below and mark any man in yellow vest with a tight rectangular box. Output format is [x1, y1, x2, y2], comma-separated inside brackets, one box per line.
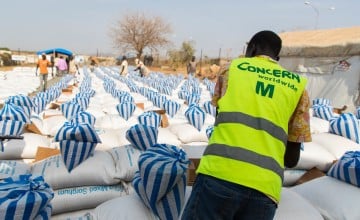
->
[182, 30, 311, 220]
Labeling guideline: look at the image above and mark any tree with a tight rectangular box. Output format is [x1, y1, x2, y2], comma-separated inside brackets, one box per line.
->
[110, 13, 172, 58]
[168, 40, 196, 68]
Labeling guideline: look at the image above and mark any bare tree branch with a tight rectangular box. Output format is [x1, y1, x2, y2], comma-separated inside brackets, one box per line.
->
[109, 12, 172, 58]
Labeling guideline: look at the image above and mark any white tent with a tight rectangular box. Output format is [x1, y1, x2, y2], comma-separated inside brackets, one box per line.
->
[278, 26, 360, 112]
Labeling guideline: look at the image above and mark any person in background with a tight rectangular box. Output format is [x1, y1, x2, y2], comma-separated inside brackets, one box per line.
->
[182, 30, 311, 220]
[119, 56, 128, 76]
[134, 58, 149, 77]
[35, 53, 51, 92]
[68, 55, 79, 84]
[68, 56, 79, 74]
[54, 52, 60, 76]
[187, 56, 197, 77]
[50, 55, 55, 77]
[56, 56, 68, 76]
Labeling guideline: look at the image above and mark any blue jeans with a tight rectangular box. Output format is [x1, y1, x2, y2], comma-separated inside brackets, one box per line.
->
[181, 174, 277, 220]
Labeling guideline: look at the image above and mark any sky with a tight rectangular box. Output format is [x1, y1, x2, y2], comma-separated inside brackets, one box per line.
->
[1, 0, 359, 58]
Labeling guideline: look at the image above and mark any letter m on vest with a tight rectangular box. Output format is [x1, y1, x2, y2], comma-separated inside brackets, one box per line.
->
[256, 81, 274, 98]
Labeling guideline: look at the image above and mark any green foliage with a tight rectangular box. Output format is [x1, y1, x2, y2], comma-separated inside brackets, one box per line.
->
[0, 53, 15, 66]
[167, 40, 196, 67]
[0, 48, 10, 51]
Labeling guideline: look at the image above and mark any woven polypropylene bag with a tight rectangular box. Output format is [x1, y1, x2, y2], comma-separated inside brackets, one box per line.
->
[116, 102, 136, 121]
[132, 144, 189, 220]
[328, 151, 360, 187]
[138, 112, 161, 129]
[329, 113, 360, 144]
[185, 106, 206, 131]
[126, 124, 158, 151]
[0, 174, 54, 220]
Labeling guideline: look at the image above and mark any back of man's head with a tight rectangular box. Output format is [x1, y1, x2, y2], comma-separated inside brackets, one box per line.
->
[245, 30, 282, 60]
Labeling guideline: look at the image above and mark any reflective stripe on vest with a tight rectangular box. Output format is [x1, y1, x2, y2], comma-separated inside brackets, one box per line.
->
[215, 111, 287, 146]
[204, 143, 284, 180]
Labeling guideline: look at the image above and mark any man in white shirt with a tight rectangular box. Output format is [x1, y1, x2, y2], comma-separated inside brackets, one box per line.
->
[119, 56, 128, 76]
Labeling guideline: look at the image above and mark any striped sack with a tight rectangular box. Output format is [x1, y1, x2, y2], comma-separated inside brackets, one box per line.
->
[327, 151, 360, 187]
[312, 98, 331, 106]
[132, 144, 189, 220]
[0, 174, 53, 220]
[185, 106, 206, 131]
[163, 100, 180, 118]
[206, 125, 214, 139]
[57, 140, 98, 172]
[32, 97, 47, 115]
[126, 124, 158, 151]
[356, 107, 360, 119]
[312, 104, 334, 121]
[0, 103, 29, 124]
[329, 113, 360, 144]
[0, 120, 26, 152]
[138, 112, 161, 129]
[73, 97, 90, 110]
[186, 94, 200, 105]
[116, 102, 136, 121]
[54, 122, 101, 172]
[60, 102, 83, 120]
[70, 111, 96, 127]
[5, 95, 33, 119]
[203, 101, 216, 117]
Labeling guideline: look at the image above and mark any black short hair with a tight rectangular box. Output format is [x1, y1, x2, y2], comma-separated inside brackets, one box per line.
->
[248, 30, 282, 57]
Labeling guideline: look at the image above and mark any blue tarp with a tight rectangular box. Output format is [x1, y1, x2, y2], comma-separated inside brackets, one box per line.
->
[36, 48, 73, 56]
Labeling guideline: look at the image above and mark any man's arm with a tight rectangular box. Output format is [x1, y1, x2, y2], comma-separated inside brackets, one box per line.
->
[286, 90, 312, 168]
[284, 141, 301, 168]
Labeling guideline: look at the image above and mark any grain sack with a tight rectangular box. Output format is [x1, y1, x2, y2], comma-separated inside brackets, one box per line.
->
[51, 182, 133, 215]
[327, 151, 360, 187]
[169, 123, 208, 144]
[31, 151, 119, 190]
[0, 160, 31, 180]
[108, 145, 141, 181]
[0, 175, 53, 220]
[51, 209, 93, 220]
[0, 132, 51, 160]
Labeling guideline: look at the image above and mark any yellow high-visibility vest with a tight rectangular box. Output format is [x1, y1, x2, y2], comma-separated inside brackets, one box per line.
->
[197, 56, 307, 202]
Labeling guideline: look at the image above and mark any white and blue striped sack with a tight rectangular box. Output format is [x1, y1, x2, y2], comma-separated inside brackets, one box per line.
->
[203, 101, 216, 117]
[54, 122, 101, 172]
[5, 95, 33, 119]
[126, 124, 158, 151]
[73, 97, 90, 110]
[0, 120, 26, 152]
[163, 100, 181, 118]
[70, 111, 96, 127]
[119, 95, 134, 103]
[116, 102, 136, 121]
[186, 94, 200, 105]
[132, 144, 190, 220]
[0, 174, 54, 220]
[329, 113, 360, 144]
[312, 104, 334, 121]
[327, 151, 360, 187]
[56, 140, 98, 172]
[32, 97, 47, 115]
[185, 106, 206, 131]
[356, 107, 360, 119]
[60, 102, 83, 120]
[138, 112, 161, 129]
[0, 103, 29, 124]
[313, 98, 331, 106]
[54, 122, 101, 143]
[206, 125, 214, 139]
[178, 90, 189, 100]
[153, 95, 167, 109]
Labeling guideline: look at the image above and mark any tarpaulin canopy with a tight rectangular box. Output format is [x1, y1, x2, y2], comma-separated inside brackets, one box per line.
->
[36, 48, 73, 57]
